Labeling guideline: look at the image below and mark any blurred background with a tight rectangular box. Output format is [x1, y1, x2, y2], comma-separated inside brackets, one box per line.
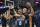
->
[0, 0, 40, 27]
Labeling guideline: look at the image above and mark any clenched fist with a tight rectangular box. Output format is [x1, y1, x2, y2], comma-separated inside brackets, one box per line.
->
[26, 2, 31, 7]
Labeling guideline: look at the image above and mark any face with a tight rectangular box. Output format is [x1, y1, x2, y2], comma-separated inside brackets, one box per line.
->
[18, 9, 22, 15]
[23, 8, 27, 13]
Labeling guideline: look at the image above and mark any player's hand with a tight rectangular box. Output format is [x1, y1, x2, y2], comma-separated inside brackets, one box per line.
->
[13, 9, 15, 11]
[9, 6, 12, 9]
[9, 6, 11, 9]
[26, 2, 31, 7]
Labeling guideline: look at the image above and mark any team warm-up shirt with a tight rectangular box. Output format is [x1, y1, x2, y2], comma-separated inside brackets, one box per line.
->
[16, 15, 25, 27]
[23, 14, 29, 27]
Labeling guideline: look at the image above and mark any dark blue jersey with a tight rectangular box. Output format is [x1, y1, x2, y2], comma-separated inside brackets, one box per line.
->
[16, 16, 25, 27]
[23, 14, 29, 27]
[35, 15, 40, 27]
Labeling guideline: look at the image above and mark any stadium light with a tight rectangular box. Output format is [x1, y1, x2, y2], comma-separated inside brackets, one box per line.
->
[35, 2, 39, 4]
[0, 2, 3, 3]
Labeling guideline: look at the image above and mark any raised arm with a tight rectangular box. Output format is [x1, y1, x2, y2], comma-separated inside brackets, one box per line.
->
[7, 6, 13, 19]
[26, 2, 34, 27]
[27, 2, 34, 16]
[13, 9, 22, 17]
[8, 6, 11, 17]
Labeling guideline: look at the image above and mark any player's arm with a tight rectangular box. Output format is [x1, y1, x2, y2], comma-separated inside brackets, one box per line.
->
[13, 9, 22, 17]
[29, 16, 32, 27]
[27, 2, 34, 27]
[7, 6, 12, 17]
[27, 3, 34, 27]
[3, 12, 9, 19]
[29, 6, 34, 16]
[8, 6, 11, 17]
[27, 2, 34, 16]
[7, 6, 13, 19]
[14, 10, 25, 19]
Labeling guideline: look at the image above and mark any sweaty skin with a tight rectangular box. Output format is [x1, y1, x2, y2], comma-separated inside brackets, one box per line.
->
[27, 2, 34, 27]
[13, 9, 25, 19]
[3, 6, 13, 20]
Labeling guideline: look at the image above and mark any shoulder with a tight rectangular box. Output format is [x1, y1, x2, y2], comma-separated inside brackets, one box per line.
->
[22, 15, 25, 19]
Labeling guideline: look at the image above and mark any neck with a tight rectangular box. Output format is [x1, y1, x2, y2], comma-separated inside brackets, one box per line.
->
[19, 13, 22, 15]
[24, 13, 27, 15]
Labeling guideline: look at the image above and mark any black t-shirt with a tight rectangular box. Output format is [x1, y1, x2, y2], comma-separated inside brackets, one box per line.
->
[32, 16, 35, 23]
[11, 16, 16, 21]
[23, 14, 29, 20]
[23, 14, 29, 23]
[25, 14, 29, 20]
[1, 16, 7, 22]
[10, 11, 15, 15]
[10, 10, 16, 21]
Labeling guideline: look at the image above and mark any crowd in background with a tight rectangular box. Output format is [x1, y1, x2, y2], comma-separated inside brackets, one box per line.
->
[0, 2, 40, 27]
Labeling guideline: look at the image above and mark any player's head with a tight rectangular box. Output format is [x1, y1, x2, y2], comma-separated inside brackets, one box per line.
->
[18, 9, 22, 15]
[23, 8, 27, 14]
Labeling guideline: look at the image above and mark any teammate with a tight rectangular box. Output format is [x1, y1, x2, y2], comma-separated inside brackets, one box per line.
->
[13, 9, 25, 27]
[23, 8, 29, 27]
[28, 7, 35, 27]
[3, 6, 13, 27]
[1, 14, 7, 27]
[23, 2, 34, 27]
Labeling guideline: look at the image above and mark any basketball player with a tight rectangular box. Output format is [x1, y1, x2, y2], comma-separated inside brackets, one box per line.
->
[23, 2, 34, 27]
[28, 9, 35, 27]
[7, 4, 16, 27]
[3, 6, 13, 27]
[13, 9, 25, 27]
[23, 8, 29, 27]
[1, 14, 7, 27]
